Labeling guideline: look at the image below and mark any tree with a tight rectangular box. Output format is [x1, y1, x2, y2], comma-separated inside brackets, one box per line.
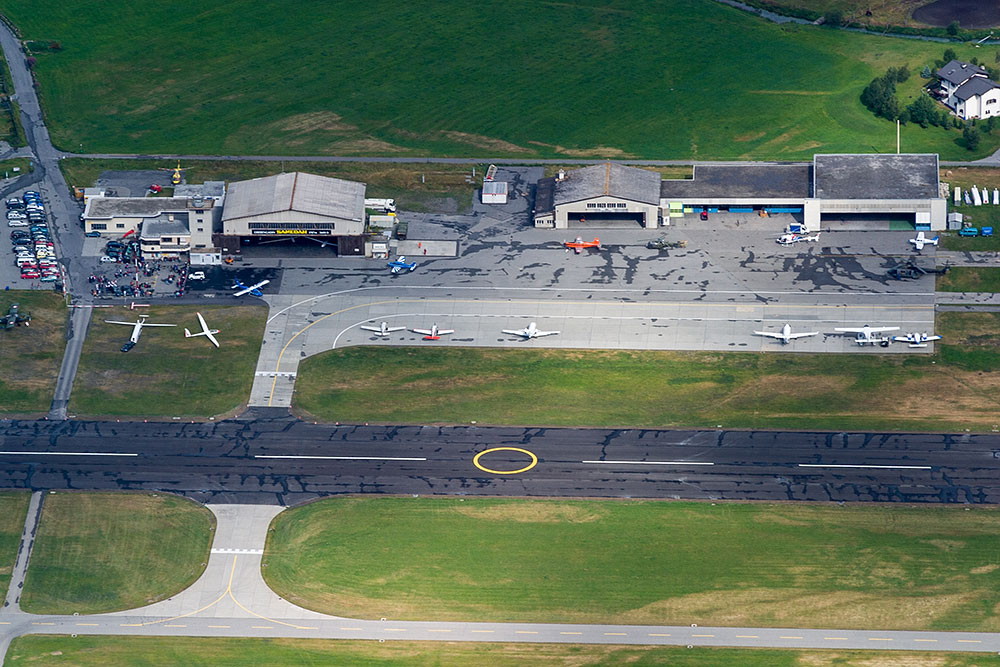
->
[906, 94, 939, 128]
[986, 116, 997, 134]
[921, 65, 932, 79]
[964, 125, 981, 151]
[860, 75, 899, 120]
[944, 48, 958, 63]
[823, 10, 843, 27]
[947, 21, 960, 36]
[895, 65, 910, 82]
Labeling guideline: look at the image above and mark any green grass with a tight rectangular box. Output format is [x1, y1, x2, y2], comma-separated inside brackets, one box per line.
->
[265, 497, 1000, 631]
[69, 304, 266, 418]
[20, 492, 214, 614]
[0, 492, 30, 602]
[938, 267, 1000, 292]
[3, 637, 993, 667]
[940, 167, 1000, 251]
[293, 311, 1000, 432]
[60, 158, 480, 214]
[0, 157, 33, 179]
[0, 291, 66, 415]
[0, 49, 25, 148]
[4, 1, 1000, 159]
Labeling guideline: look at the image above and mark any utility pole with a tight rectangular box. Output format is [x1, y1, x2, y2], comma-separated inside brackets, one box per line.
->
[896, 119, 900, 154]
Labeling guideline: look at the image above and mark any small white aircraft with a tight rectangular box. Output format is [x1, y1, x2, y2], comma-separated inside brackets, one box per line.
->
[908, 231, 939, 251]
[892, 332, 942, 348]
[411, 324, 454, 341]
[232, 279, 270, 297]
[753, 323, 819, 345]
[184, 312, 221, 348]
[360, 321, 406, 337]
[834, 325, 900, 347]
[105, 316, 176, 351]
[776, 232, 820, 245]
[502, 321, 560, 339]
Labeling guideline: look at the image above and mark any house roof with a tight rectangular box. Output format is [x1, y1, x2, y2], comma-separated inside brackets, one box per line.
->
[85, 197, 204, 219]
[534, 176, 556, 215]
[140, 213, 190, 239]
[813, 154, 939, 200]
[174, 181, 226, 199]
[550, 163, 661, 207]
[954, 76, 1000, 101]
[660, 165, 811, 199]
[937, 59, 989, 86]
[221, 172, 365, 222]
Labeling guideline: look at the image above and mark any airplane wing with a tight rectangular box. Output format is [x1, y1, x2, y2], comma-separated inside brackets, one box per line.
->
[411, 328, 433, 335]
[204, 331, 220, 348]
[502, 329, 527, 337]
[233, 286, 253, 297]
[360, 326, 383, 333]
[786, 331, 819, 339]
[533, 330, 559, 337]
[196, 312, 209, 332]
[753, 331, 784, 339]
[867, 326, 900, 333]
[141, 323, 177, 327]
[436, 329, 455, 335]
[104, 320, 135, 326]
[385, 326, 405, 332]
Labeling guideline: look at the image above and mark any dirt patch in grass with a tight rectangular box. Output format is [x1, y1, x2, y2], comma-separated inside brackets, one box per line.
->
[621, 588, 977, 629]
[453, 502, 608, 524]
[438, 131, 530, 154]
[971, 564, 999, 574]
[277, 111, 358, 133]
[734, 131, 767, 142]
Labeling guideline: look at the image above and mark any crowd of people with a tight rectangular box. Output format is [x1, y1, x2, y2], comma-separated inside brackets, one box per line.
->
[89, 260, 191, 299]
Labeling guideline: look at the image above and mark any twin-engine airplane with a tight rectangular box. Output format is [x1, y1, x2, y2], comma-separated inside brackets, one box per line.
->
[753, 323, 818, 344]
[412, 323, 454, 340]
[361, 321, 406, 337]
[564, 237, 600, 253]
[184, 312, 221, 348]
[502, 321, 559, 339]
[232, 279, 270, 297]
[908, 231, 939, 251]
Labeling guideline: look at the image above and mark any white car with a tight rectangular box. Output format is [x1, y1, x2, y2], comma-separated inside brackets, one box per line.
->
[7, 220, 27, 227]
[99, 255, 116, 263]
[6, 212, 26, 220]
[187, 271, 206, 280]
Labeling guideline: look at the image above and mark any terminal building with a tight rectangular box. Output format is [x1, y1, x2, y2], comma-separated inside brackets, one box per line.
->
[220, 172, 366, 255]
[535, 154, 946, 231]
[83, 196, 221, 260]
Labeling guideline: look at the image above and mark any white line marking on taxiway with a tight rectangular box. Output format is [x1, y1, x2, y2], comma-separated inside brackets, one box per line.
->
[0, 451, 138, 457]
[583, 460, 714, 466]
[797, 464, 931, 470]
[254, 455, 426, 461]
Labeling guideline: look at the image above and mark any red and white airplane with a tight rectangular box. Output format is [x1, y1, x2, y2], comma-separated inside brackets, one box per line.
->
[184, 312, 221, 348]
[564, 236, 600, 254]
[411, 323, 454, 341]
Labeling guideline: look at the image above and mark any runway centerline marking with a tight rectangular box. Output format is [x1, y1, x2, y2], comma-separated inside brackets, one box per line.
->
[583, 460, 714, 466]
[473, 447, 538, 475]
[254, 455, 426, 462]
[0, 451, 138, 457]
[798, 464, 931, 470]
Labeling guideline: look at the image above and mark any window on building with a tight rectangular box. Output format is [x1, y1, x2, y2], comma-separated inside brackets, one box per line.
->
[91, 223, 107, 230]
[197, 228, 204, 232]
[116, 223, 125, 229]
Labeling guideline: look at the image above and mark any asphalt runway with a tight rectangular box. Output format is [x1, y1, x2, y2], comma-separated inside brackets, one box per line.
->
[0, 419, 996, 505]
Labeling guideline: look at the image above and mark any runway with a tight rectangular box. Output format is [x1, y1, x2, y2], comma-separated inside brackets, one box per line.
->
[0, 419, 995, 505]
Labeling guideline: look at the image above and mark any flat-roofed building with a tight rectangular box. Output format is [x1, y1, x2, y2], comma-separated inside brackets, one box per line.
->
[83, 196, 219, 254]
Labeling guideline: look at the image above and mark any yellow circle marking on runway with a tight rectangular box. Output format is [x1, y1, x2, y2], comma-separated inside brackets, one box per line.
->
[473, 447, 538, 475]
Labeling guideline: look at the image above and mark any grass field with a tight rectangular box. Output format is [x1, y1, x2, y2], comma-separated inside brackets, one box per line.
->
[293, 311, 1000, 432]
[4, 1, 999, 160]
[0, 492, 29, 603]
[0, 157, 32, 179]
[20, 492, 214, 614]
[59, 158, 480, 214]
[940, 167, 1000, 251]
[0, 50, 25, 148]
[4, 637, 992, 667]
[0, 291, 66, 415]
[265, 497, 1000, 630]
[938, 267, 1000, 292]
[68, 304, 266, 419]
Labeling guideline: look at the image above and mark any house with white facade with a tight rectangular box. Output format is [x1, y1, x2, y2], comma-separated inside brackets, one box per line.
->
[936, 59, 1000, 120]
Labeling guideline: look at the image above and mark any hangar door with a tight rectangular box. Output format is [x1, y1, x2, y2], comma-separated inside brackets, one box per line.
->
[568, 211, 645, 228]
[820, 212, 915, 230]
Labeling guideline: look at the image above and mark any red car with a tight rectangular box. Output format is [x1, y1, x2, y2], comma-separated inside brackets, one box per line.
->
[20, 270, 40, 279]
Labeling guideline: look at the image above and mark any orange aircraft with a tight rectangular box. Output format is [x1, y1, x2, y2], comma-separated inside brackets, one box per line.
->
[564, 236, 600, 254]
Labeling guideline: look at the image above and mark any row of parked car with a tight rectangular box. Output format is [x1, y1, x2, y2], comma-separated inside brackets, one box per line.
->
[7, 192, 58, 282]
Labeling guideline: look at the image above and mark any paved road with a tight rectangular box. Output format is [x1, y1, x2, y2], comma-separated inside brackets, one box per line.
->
[0, 419, 996, 506]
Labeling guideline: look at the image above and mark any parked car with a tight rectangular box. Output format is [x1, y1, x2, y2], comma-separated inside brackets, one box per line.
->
[99, 255, 116, 263]
[959, 227, 980, 237]
[187, 271, 206, 280]
[84, 231, 101, 238]
[982, 227, 994, 237]
[7, 220, 27, 227]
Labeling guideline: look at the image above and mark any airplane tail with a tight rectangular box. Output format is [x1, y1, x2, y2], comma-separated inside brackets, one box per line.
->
[184, 328, 192, 338]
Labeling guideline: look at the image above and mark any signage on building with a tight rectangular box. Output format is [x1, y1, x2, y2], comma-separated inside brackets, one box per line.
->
[251, 229, 332, 235]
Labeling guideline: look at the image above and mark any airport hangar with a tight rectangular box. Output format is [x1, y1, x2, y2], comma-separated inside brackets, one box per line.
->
[533, 154, 947, 232]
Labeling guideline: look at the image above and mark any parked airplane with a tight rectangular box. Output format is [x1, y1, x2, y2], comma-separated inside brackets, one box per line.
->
[564, 237, 600, 254]
[776, 232, 820, 245]
[502, 321, 559, 339]
[908, 231, 939, 251]
[411, 324, 454, 340]
[105, 316, 176, 352]
[0, 303, 30, 329]
[388, 256, 417, 274]
[361, 321, 406, 337]
[892, 332, 942, 348]
[184, 312, 221, 348]
[232, 279, 270, 297]
[834, 324, 900, 347]
[753, 323, 819, 344]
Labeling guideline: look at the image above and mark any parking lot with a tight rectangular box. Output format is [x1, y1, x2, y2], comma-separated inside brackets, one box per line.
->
[4, 189, 61, 291]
